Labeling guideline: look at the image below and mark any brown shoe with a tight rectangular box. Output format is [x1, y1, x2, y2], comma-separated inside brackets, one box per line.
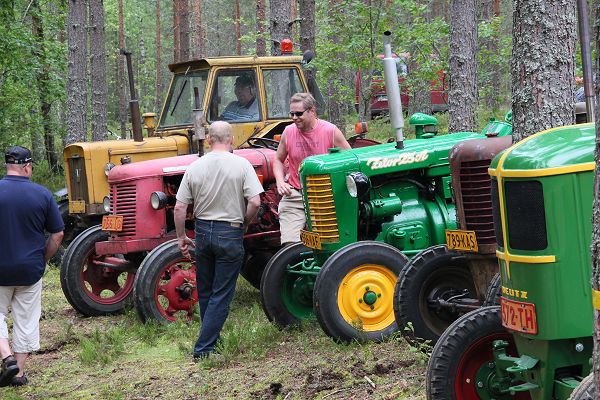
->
[0, 355, 19, 387]
[11, 374, 27, 387]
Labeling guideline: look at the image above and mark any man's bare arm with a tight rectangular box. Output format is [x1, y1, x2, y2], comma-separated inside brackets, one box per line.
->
[174, 200, 195, 259]
[244, 194, 261, 227]
[45, 231, 64, 263]
[274, 134, 293, 196]
[333, 128, 351, 150]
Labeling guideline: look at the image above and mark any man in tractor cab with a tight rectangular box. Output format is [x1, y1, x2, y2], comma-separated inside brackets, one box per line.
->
[274, 92, 351, 245]
[220, 74, 259, 122]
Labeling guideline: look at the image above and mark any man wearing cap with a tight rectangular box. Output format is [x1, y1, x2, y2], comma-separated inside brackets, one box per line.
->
[0, 146, 64, 387]
[220, 74, 259, 122]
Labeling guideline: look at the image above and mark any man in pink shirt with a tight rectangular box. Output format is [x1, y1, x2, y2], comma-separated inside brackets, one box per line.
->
[273, 93, 351, 245]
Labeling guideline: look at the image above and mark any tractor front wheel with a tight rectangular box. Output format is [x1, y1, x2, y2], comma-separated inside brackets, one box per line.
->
[394, 245, 476, 344]
[426, 306, 530, 400]
[483, 272, 502, 306]
[569, 373, 595, 400]
[241, 251, 274, 290]
[60, 225, 137, 316]
[260, 243, 315, 328]
[133, 240, 197, 324]
[313, 241, 408, 343]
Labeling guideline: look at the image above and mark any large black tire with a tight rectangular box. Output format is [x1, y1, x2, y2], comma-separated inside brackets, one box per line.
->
[241, 251, 274, 290]
[426, 306, 528, 399]
[569, 373, 595, 400]
[60, 225, 137, 316]
[260, 243, 314, 328]
[483, 272, 502, 306]
[134, 240, 197, 324]
[394, 245, 476, 345]
[314, 241, 409, 343]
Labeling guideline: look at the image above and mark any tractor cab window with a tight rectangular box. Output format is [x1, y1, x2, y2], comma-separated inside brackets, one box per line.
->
[208, 69, 260, 123]
[263, 68, 303, 119]
[159, 70, 208, 128]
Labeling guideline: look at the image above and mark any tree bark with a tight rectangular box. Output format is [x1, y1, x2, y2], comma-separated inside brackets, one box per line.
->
[192, 0, 204, 58]
[256, 0, 267, 56]
[65, 0, 87, 145]
[270, 0, 292, 55]
[89, 0, 108, 141]
[299, 0, 316, 82]
[31, 0, 60, 169]
[448, 0, 478, 133]
[178, 0, 189, 61]
[173, 0, 180, 62]
[511, 0, 576, 142]
[326, 0, 344, 129]
[592, 0, 600, 392]
[118, 0, 127, 137]
[156, 0, 162, 112]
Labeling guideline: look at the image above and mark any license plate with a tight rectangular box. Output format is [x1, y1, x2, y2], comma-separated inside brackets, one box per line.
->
[500, 297, 538, 335]
[102, 215, 123, 232]
[445, 229, 478, 252]
[300, 230, 321, 250]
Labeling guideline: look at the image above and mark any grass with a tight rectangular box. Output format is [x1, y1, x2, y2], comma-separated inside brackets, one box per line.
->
[0, 265, 428, 399]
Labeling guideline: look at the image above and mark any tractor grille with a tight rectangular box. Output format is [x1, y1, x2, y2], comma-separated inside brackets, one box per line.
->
[110, 183, 137, 237]
[504, 180, 547, 251]
[67, 156, 88, 202]
[459, 159, 496, 248]
[305, 174, 339, 243]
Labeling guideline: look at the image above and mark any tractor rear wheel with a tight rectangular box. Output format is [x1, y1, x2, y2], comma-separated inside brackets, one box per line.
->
[427, 306, 531, 400]
[483, 272, 502, 306]
[241, 251, 274, 290]
[133, 240, 197, 324]
[313, 241, 408, 343]
[394, 245, 476, 345]
[569, 373, 595, 400]
[260, 243, 315, 328]
[60, 225, 137, 316]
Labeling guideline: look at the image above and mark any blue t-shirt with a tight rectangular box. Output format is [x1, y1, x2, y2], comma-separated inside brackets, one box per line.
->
[0, 175, 64, 286]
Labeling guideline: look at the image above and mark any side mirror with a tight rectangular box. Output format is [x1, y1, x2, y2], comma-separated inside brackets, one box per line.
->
[302, 50, 314, 65]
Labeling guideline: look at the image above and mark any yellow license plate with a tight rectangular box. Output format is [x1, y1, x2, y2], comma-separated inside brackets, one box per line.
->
[300, 230, 321, 250]
[102, 215, 123, 232]
[500, 297, 538, 335]
[445, 229, 478, 252]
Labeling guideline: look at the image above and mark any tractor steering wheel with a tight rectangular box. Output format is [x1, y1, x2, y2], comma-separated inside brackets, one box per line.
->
[246, 137, 280, 150]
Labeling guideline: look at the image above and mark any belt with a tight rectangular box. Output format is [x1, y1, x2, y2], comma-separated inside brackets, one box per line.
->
[197, 219, 242, 228]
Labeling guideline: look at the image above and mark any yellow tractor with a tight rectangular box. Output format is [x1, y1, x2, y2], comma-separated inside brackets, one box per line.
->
[62, 46, 317, 241]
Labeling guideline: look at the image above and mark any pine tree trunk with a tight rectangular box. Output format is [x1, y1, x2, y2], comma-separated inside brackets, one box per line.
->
[156, 0, 162, 112]
[118, 0, 127, 138]
[192, 0, 204, 58]
[65, 0, 88, 145]
[299, 0, 315, 83]
[326, 0, 344, 129]
[173, 0, 180, 62]
[511, 0, 576, 142]
[270, 0, 292, 55]
[448, 0, 478, 133]
[178, 0, 189, 61]
[256, 0, 267, 56]
[89, 0, 108, 141]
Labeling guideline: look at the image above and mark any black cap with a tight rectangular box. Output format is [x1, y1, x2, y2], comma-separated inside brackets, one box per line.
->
[235, 74, 254, 87]
[5, 146, 32, 164]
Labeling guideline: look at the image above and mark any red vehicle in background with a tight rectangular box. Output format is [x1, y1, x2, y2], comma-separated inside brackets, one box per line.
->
[355, 53, 448, 116]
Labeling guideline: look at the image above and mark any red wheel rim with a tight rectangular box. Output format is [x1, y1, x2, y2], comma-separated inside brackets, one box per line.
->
[153, 257, 197, 322]
[81, 251, 135, 305]
[455, 332, 531, 399]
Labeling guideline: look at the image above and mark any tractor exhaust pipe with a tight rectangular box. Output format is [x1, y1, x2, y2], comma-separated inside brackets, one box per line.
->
[576, 0, 595, 122]
[121, 49, 144, 142]
[382, 31, 405, 149]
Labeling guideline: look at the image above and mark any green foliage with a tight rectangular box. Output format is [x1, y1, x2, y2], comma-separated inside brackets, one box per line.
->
[30, 159, 66, 193]
[79, 327, 127, 365]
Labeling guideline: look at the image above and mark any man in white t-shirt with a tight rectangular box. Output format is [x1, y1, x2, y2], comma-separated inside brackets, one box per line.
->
[174, 121, 263, 360]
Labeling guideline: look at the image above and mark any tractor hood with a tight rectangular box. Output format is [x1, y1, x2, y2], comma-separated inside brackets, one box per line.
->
[489, 123, 594, 175]
[301, 131, 485, 178]
[108, 148, 278, 184]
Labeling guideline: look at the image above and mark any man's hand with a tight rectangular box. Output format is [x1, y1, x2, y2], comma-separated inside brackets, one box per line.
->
[178, 236, 196, 259]
[276, 180, 293, 196]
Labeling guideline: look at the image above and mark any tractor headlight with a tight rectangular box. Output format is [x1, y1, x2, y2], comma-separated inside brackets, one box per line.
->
[346, 172, 370, 198]
[150, 191, 168, 210]
[104, 162, 115, 176]
[103, 195, 111, 213]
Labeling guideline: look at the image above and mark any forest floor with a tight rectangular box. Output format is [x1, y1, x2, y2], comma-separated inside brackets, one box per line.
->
[2, 266, 429, 400]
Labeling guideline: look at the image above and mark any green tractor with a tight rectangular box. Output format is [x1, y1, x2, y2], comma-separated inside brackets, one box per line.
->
[259, 31, 512, 343]
[426, 122, 595, 399]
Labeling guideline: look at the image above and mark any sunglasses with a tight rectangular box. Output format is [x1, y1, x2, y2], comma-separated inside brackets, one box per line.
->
[289, 110, 308, 118]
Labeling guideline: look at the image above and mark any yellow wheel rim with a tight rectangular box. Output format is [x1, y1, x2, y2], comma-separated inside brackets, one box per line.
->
[336, 264, 397, 332]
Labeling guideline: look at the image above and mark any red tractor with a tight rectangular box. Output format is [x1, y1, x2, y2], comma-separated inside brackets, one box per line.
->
[60, 144, 282, 322]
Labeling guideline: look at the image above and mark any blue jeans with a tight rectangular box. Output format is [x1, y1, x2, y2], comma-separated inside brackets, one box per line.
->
[193, 220, 245, 356]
